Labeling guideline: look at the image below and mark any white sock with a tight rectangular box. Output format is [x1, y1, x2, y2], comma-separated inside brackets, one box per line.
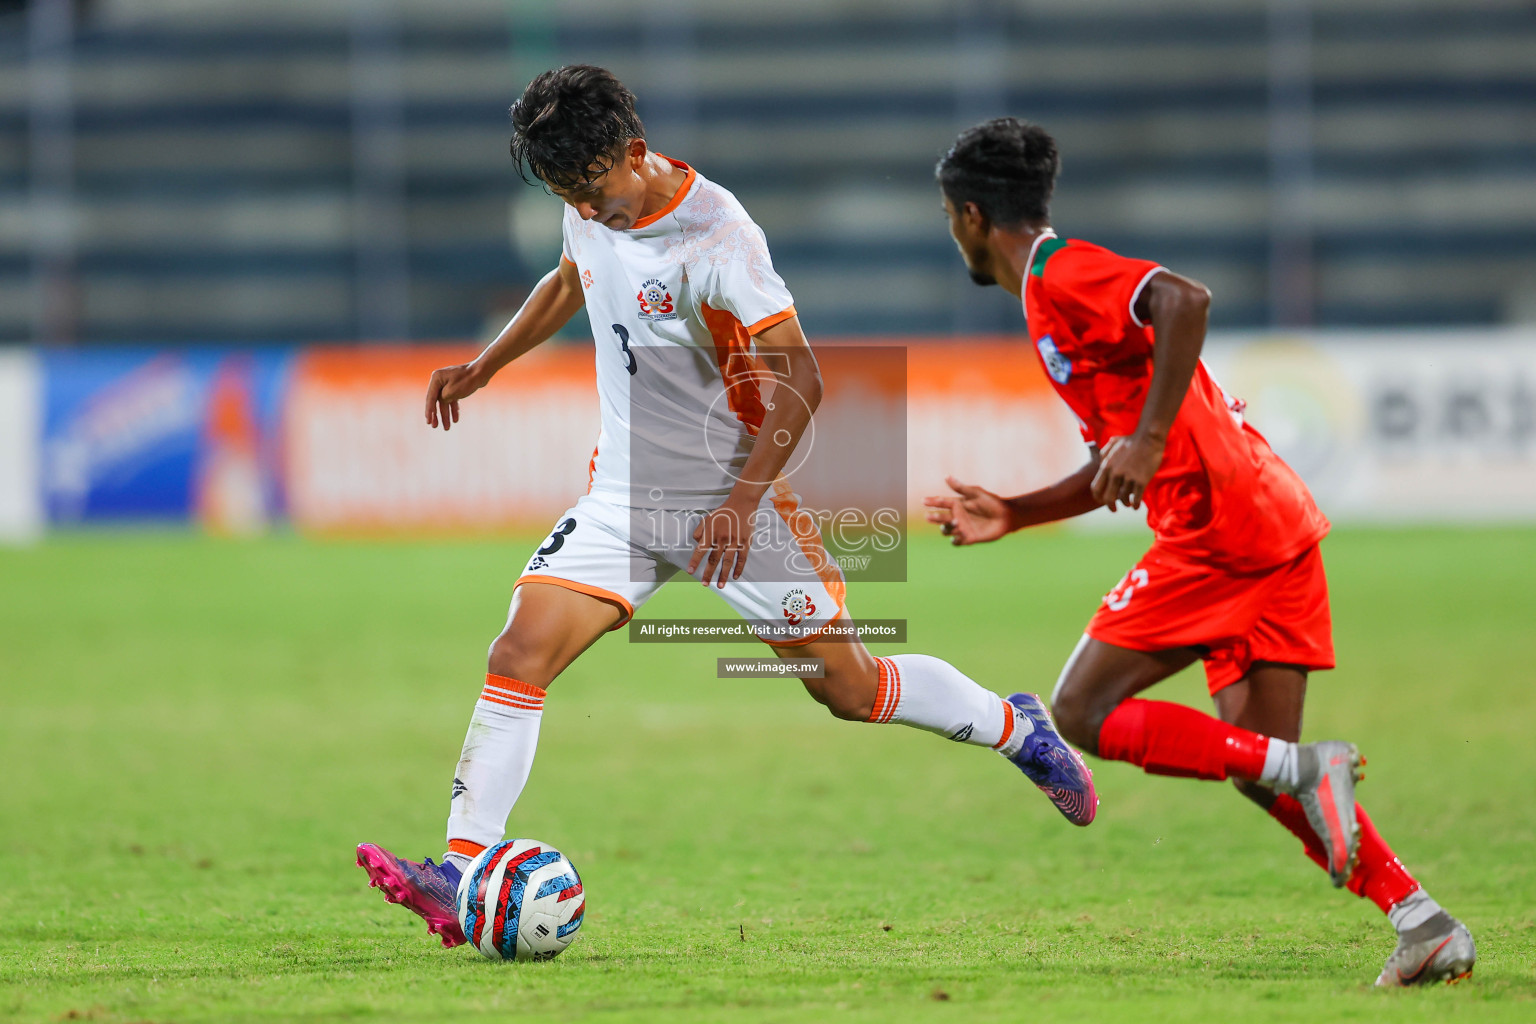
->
[1260, 738, 1300, 790]
[443, 674, 545, 867]
[869, 654, 1034, 756]
[1388, 889, 1442, 934]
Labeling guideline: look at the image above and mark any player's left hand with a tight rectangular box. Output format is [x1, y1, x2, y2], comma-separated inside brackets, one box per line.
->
[688, 499, 752, 589]
[924, 476, 1012, 545]
[1092, 433, 1165, 511]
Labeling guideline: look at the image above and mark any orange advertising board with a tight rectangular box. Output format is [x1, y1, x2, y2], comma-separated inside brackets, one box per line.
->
[902, 337, 1083, 512]
[285, 344, 600, 534]
[283, 338, 1082, 534]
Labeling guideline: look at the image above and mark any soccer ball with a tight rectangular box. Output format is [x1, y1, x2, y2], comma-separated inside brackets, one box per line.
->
[456, 838, 585, 961]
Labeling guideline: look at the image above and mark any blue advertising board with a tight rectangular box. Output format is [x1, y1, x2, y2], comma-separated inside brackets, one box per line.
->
[41, 348, 293, 525]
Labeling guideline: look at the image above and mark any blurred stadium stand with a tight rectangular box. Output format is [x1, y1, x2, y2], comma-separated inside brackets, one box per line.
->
[1, 0, 1533, 344]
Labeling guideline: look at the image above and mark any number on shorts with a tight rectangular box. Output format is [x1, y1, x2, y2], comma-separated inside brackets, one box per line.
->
[1105, 568, 1149, 611]
[611, 324, 637, 376]
[537, 517, 578, 555]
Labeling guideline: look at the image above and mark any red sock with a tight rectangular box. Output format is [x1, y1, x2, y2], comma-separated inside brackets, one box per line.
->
[1267, 795, 1420, 912]
[1097, 698, 1270, 781]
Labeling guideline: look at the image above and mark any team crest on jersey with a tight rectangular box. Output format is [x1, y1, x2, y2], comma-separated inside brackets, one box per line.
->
[637, 278, 678, 321]
[1037, 335, 1073, 384]
[781, 588, 817, 626]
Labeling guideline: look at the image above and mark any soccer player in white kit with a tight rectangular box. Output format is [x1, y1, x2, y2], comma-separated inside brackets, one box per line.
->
[357, 65, 1098, 948]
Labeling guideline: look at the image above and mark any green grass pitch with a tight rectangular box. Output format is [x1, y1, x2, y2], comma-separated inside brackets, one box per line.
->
[2, 527, 1533, 1022]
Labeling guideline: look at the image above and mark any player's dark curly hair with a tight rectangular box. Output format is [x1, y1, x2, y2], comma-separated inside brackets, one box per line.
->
[936, 117, 1060, 228]
[509, 65, 646, 190]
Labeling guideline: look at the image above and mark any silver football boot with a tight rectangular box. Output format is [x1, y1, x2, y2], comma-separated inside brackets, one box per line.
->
[1375, 912, 1476, 987]
[1289, 740, 1363, 887]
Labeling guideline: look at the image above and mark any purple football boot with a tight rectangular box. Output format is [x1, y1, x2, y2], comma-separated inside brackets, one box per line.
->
[1005, 693, 1098, 826]
[357, 843, 467, 948]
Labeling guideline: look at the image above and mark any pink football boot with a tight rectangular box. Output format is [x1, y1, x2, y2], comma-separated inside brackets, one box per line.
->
[357, 842, 467, 948]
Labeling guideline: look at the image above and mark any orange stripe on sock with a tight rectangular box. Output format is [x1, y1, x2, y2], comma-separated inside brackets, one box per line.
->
[485, 674, 546, 699]
[992, 698, 1015, 749]
[480, 691, 544, 711]
[485, 693, 546, 709]
[877, 657, 901, 723]
[483, 685, 543, 705]
[448, 838, 487, 859]
[867, 657, 891, 723]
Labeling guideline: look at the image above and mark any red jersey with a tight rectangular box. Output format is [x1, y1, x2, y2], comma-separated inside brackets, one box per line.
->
[1022, 232, 1329, 571]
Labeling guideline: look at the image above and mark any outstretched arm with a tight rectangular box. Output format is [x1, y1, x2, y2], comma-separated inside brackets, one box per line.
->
[1089, 270, 1210, 508]
[924, 448, 1101, 546]
[424, 258, 586, 431]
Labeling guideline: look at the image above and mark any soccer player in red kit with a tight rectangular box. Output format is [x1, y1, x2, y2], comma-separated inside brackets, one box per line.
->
[925, 118, 1475, 987]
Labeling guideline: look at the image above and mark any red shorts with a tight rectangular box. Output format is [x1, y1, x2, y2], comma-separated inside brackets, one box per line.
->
[1086, 542, 1335, 694]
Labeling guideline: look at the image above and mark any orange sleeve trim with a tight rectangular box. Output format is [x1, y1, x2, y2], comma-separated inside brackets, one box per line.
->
[514, 574, 634, 629]
[746, 306, 797, 336]
[629, 156, 697, 230]
[448, 839, 487, 858]
[560, 253, 577, 267]
[485, 673, 546, 699]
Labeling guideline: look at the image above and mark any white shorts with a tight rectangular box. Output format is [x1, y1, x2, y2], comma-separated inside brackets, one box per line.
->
[515, 486, 848, 646]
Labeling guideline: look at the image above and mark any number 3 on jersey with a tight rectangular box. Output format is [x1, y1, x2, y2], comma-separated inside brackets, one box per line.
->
[611, 324, 637, 376]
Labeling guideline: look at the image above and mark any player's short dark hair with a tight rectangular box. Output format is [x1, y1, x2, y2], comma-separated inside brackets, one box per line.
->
[509, 65, 646, 191]
[936, 117, 1060, 228]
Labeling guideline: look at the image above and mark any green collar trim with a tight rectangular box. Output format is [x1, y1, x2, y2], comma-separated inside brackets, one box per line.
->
[1030, 236, 1067, 277]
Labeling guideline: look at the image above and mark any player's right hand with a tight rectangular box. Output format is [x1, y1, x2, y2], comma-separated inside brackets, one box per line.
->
[424, 363, 487, 431]
[923, 476, 1012, 546]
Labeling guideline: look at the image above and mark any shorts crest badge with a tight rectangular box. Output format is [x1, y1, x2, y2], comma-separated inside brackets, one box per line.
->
[781, 588, 817, 627]
[637, 278, 678, 321]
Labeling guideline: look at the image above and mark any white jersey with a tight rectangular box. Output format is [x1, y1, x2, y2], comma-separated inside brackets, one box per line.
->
[560, 157, 797, 511]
